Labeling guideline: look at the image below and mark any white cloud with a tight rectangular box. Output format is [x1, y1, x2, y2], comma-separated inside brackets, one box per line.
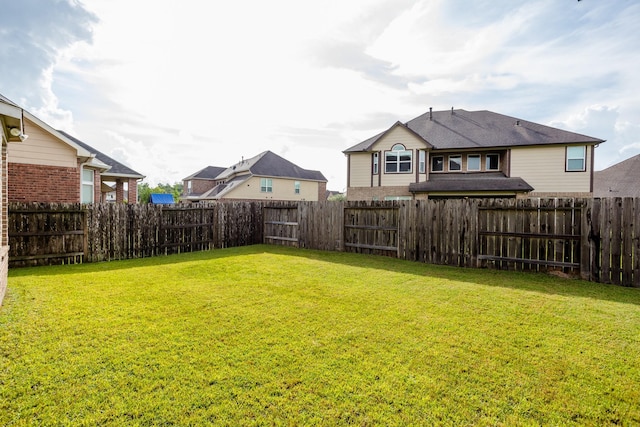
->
[3, 0, 640, 188]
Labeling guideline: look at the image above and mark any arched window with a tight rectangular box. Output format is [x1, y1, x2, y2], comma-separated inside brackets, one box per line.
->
[385, 144, 412, 173]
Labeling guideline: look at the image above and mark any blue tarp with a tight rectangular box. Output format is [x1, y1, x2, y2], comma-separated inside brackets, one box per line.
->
[149, 193, 175, 204]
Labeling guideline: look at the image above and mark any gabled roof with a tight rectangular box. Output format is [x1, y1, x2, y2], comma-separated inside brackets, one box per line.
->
[409, 172, 534, 193]
[58, 130, 144, 179]
[217, 150, 327, 182]
[344, 109, 605, 153]
[183, 165, 226, 181]
[593, 154, 640, 197]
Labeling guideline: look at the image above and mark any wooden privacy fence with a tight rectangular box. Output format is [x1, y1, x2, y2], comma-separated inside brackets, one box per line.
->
[8, 202, 264, 267]
[264, 198, 640, 288]
[8, 198, 640, 287]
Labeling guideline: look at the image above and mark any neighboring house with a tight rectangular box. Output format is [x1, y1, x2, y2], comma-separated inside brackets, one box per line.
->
[58, 131, 145, 203]
[593, 154, 640, 197]
[1, 94, 25, 304]
[182, 165, 227, 202]
[343, 108, 605, 200]
[182, 151, 327, 202]
[4, 95, 144, 204]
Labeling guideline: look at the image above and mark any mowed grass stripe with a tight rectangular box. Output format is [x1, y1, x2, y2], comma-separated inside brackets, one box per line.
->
[1, 245, 639, 426]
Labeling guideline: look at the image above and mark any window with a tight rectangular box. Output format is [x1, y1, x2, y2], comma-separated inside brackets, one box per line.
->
[187, 180, 192, 194]
[431, 156, 444, 172]
[566, 146, 586, 171]
[294, 181, 300, 194]
[467, 154, 481, 171]
[372, 152, 379, 175]
[419, 150, 426, 173]
[81, 167, 94, 203]
[260, 178, 273, 193]
[449, 155, 462, 171]
[486, 153, 500, 171]
[385, 144, 412, 173]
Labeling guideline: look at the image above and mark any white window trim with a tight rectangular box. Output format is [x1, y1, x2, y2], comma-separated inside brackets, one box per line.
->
[385, 144, 412, 174]
[467, 154, 481, 171]
[419, 150, 426, 173]
[431, 155, 444, 172]
[566, 146, 586, 172]
[372, 152, 379, 175]
[294, 181, 300, 194]
[486, 153, 500, 171]
[81, 166, 94, 204]
[260, 178, 273, 193]
[448, 155, 462, 172]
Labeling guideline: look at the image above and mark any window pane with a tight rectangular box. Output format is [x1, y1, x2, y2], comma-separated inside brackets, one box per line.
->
[568, 159, 584, 171]
[419, 151, 426, 173]
[432, 156, 443, 172]
[399, 161, 411, 172]
[81, 184, 93, 203]
[82, 168, 94, 182]
[486, 154, 499, 170]
[449, 156, 462, 171]
[467, 155, 480, 171]
[567, 146, 586, 171]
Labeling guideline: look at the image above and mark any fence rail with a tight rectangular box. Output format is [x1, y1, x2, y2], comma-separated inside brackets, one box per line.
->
[7, 198, 640, 287]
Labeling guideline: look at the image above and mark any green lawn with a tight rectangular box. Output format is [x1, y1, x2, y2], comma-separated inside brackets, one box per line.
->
[1, 245, 639, 426]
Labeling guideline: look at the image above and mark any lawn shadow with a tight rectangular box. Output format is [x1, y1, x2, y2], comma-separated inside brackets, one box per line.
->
[264, 245, 640, 307]
[8, 244, 640, 307]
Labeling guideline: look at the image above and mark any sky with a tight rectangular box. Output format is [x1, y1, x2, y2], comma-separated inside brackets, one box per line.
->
[1, 0, 639, 191]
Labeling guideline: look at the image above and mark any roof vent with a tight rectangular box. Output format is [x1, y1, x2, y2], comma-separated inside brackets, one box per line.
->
[516, 120, 520, 126]
[451, 107, 454, 115]
[429, 107, 433, 120]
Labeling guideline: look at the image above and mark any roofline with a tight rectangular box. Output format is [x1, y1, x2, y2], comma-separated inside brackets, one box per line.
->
[343, 121, 434, 154]
[100, 172, 146, 180]
[23, 111, 92, 158]
[253, 174, 327, 183]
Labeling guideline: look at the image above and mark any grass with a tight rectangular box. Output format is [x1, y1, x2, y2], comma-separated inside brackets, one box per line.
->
[1, 244, 640, 426]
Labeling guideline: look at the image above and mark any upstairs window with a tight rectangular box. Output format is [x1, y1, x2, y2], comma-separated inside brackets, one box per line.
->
[294, 181, 300, 194]
[467, 154, 481, 171]
[81, 167, 94, 204]
[260, 178, 273, 193]
[431, 156, 444, 172]
[449, 155, 462, 171]
[187, 180, 192, 194]
[486, 153, 500, 171]
[566, 146, 586, 171]
[385, 144, 412, 173]
[419, 150, 426, 173]
[372, 152, 379, 175]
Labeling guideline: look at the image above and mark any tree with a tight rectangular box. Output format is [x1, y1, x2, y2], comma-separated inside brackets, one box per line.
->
[137, 181, 183, 203]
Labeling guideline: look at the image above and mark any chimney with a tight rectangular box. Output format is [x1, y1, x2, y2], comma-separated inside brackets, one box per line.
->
[429, 107, 432, 120]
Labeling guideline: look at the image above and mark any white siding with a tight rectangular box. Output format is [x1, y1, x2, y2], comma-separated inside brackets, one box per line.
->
[348, 153, 373, 187]
[8, 118, 77, 167]
[510, 145, 591, 193]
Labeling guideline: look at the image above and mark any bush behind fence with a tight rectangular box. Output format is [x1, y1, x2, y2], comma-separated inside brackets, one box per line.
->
[8, 198, 640, 287]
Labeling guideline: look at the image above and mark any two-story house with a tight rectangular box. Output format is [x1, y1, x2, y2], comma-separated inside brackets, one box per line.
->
[182, 151, 327, 202]
[344, 108, 605, 200]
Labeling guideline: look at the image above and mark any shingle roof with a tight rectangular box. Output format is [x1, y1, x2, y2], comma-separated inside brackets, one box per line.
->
[593, 154, 640, 197]
[183, 166, 226, 181]
[58, 130, 145, 179]
[217, 150, 327, 182]
[409, 172, 534, 193]
[344, 109, 605, 153]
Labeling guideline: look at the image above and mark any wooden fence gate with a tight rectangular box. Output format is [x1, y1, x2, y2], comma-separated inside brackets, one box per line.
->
[344, 203, 399, 256]
[263, 205, 299, 247]
[477, 198, 583, 272]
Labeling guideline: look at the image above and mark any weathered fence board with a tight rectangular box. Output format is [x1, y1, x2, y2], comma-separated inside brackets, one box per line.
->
[8, 198, 640, 288]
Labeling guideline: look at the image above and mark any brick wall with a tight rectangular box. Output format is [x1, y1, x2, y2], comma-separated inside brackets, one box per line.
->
[8, 162, 80, 203]
[128, 178, 138, 203]
[346, 186, 412, 201]
[185, 179, 217, 196]
[318, 181, 327, 201]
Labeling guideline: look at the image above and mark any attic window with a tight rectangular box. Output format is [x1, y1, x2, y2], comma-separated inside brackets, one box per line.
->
[385, 144, 412, 173]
